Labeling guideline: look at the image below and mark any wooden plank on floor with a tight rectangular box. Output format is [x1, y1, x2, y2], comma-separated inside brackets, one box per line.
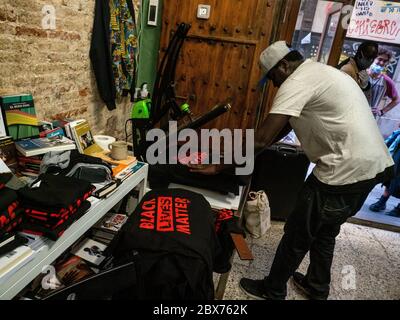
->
[231, 233, 253, 260]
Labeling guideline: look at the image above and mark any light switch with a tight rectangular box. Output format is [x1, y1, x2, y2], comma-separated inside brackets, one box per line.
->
[197, 4, 211, 20]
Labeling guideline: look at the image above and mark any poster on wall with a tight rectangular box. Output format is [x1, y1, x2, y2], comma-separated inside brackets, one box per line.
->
[346, 0, 400, 44]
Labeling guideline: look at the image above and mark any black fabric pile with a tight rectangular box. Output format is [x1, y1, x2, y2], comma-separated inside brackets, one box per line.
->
[148, 164, 242, 195]
[0, 180, 23, 235]
[110, 188, 246, 300]
[111, 188, 220, 300]
[0, 174, 26, 255]
[17, 174, 94, 240]
[214, 209, 245, 274]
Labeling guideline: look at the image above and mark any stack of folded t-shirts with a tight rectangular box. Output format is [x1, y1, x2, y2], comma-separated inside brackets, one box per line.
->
[0, 185, 24, 235]
[17, 174, 95, 240]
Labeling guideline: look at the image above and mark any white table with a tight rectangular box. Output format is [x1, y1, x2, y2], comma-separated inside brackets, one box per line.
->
[169, 184, 243, 211]
[0, 162, 148, 300]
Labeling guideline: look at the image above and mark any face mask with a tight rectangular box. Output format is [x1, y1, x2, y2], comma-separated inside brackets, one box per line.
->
[370, 63, 384, 75]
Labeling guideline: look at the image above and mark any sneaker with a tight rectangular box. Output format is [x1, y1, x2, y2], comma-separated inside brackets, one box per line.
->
[239, 278, 270, 300]
[292, 272, 327, 300]
[387, 204, 400, 217]
[369, 196, 387, 212]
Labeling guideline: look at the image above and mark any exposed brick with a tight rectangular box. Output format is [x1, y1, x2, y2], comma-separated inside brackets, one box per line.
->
[15, 25, 47, 38]
[79, 87, 89, 97]
[0, 0, 139, 138]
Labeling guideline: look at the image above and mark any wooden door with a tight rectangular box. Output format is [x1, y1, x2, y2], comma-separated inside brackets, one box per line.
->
[159, 0, 277, 130]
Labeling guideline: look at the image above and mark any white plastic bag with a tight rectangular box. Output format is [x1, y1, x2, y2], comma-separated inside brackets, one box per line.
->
[243, 190, 271, 238]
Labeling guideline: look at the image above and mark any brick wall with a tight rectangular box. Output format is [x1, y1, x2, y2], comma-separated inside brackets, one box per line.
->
[0, 0, 139, 139]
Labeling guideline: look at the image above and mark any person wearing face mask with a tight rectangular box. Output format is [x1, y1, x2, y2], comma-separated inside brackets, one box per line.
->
[189, 41, 394, 300]
[338, 41, 378, 91]
[366, 48, 399, 118]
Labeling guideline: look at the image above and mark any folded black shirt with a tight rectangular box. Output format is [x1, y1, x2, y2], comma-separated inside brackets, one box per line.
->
[0, 188, 18, 211]
[18, 174, 94, 212]
[20, 200, 91, 240]
[148, 164, 241, 195]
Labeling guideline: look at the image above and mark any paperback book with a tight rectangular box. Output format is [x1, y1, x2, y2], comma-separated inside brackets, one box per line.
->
[15, 136, 76, 157]
[69, 120, 102, 156]
[0, 136, 17, 171]
[71, 238, 107, 266]
[93, 213, 128, 234]
[0, 94, 40, 140]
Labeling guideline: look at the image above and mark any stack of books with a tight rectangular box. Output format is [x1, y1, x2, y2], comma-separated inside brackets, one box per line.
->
[0, 136, 17, 173]
[15, 136, 76, 157]
[0, 245, 35, 284]
[91, 213, 128, 245]
[16, 154, 42, 177]
[14, 136, 76, 177]
[92, 150, 138, 182]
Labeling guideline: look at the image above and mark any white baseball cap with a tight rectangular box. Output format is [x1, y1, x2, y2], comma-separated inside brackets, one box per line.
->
[259, 41, 292, 83]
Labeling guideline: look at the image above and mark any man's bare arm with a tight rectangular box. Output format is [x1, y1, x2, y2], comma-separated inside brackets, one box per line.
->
[254, 114, 292, 157]
[188, 113, 291, 174]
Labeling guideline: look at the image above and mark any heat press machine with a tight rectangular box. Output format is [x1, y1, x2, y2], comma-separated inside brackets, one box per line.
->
[127, 23, 231, 161]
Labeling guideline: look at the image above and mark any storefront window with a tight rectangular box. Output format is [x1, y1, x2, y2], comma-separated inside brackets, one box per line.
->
[292, 0, 343, 62]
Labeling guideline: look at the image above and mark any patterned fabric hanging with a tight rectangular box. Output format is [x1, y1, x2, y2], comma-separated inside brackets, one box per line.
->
[109, 0, 138, 99]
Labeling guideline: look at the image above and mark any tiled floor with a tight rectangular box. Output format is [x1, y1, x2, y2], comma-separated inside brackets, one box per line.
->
[354, 184, 400, 229]
[221, 221, 400, 300]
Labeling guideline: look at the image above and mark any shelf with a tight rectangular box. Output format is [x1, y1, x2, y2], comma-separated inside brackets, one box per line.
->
[0, 163, 148, 300]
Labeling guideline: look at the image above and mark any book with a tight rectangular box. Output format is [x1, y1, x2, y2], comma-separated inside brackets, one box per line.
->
[115, 161, 145, 182]
[91, 229, 115, 241]
[0, 245, 34, 283]
[54, 255, 94, 286]
[15, 136, 76, 157]
[93, 213, 128, 234]
[93, 181, 118, 198]
[70, 238, 107, 266]
[93, 150, 137, 166]
[0, 233, 16, 248]
[0, 94, 40, 140]
[0, 105, 6, 137]
[0, 159, 11, 174]
[39, 127, 65, 139]
[0, 136, 17, 171]
[69, 120, 102, 156]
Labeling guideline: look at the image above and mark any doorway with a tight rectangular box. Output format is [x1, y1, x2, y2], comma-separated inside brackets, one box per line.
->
[289, 0, 400, 231]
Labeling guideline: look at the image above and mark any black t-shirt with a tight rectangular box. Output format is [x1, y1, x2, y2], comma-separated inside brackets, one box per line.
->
[112, 188, 220, 299]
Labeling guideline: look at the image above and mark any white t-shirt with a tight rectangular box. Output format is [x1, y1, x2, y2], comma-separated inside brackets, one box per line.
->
[269, 59, 393, 186]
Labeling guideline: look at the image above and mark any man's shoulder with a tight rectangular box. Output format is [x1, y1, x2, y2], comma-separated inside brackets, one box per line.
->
[339, 58, 357, 76]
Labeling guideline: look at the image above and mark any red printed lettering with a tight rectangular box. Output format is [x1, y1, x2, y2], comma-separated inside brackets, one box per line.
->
[348, 18, 400, 41]
[139, 222, 154, 229]
[157, 197, 174, 232]
[176, 224, 191, 235]
[142, 198, 156, 210]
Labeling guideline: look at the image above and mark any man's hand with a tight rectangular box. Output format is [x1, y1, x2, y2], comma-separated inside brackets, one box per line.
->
[358, 70, 370, 89]
[371, 107, 379, 117]
[187, 163, 223, 175]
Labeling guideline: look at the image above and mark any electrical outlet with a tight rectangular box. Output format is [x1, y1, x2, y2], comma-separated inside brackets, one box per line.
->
[197, 4, 211, 20]
[148, 0, 159, 26]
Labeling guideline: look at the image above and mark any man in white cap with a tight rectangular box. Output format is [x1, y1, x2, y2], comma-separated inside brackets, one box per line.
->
[189, 41, 394, 300]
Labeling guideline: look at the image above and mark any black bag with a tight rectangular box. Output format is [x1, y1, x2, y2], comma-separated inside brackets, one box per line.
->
[44, 150, 112, 183]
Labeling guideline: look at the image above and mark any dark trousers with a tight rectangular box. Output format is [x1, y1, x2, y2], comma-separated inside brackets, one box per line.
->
[263, 174, 374, 300]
